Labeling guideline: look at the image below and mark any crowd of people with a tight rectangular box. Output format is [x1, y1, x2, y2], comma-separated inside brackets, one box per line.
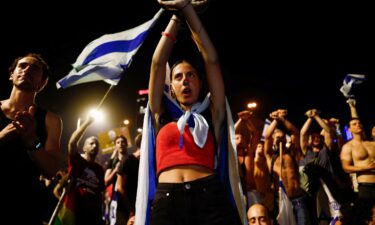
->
[1, 0, 374, 225]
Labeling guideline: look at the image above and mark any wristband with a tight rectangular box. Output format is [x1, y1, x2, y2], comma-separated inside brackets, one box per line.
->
[161, 31, 177, 42]
[26, 139, 43, 152]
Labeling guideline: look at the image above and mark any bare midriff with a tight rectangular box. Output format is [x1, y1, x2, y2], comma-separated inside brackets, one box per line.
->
[158, 165, 214, 183]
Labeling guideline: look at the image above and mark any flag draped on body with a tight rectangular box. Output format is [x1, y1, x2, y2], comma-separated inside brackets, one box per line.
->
[135, 65, 247, 225]
[56, 9, 164, 89]
[277, 180, 297, 225]
[339, 74, 366, 98]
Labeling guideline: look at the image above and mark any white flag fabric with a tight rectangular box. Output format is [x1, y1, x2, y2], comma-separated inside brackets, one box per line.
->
[260, 118, 271, 141]
[339, 74, 366, 98]
[277, 180, 297, 225]
[316, 179, 342, 225]
[56, 9, 164, 89]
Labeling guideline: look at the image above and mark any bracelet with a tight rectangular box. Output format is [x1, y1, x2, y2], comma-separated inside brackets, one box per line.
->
[161, 31, 177, 42]
[26, 138, 43, 152]
[179, 0, 191, 11]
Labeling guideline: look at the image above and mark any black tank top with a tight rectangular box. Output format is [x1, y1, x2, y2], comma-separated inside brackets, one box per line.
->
[0, 106, 47, 225]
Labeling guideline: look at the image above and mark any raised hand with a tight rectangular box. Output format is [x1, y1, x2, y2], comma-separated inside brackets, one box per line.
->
[12, 105, 38, 146]
[158, 0, 210, 13]
[158, 0, 190, 11]
[237, 110, 253, 120]
[278, 109, 288, 117]
[270, 110, 279, 120]
[191, 0, 210, 13]
[347, 98, 356, 107]
[0, 123, 18, 143]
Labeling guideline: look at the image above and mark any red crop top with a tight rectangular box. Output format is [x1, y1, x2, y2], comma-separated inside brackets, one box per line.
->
[156, 122, 215, 176]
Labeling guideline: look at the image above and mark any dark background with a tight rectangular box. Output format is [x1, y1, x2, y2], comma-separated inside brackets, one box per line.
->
[1, 1, 373, 157]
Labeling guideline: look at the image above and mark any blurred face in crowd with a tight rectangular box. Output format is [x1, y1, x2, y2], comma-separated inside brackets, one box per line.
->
[349, 119, 363, 135]
[310, 133, 323, 151]
[247, 204, 273, 225]
[273, 129, 286, 149]
[115, 136, 128, 155]
[83, 136, 99, 158]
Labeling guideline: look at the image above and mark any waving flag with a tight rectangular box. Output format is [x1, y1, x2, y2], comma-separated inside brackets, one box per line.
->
[56, 9, 164, 89]
[339, 74, 366, 98]
[49, 179, 74, 225]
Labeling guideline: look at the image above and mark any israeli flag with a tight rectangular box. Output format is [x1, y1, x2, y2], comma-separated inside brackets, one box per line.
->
[339, 74, 366, 98]
[56, 9, 164, 89]
[260, 118, 271, 141]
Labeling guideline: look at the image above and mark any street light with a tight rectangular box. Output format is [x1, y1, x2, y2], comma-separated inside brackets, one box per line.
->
[77, 108, 106, 129]
[247, 102, 257, 110]
[88, 108, 105, 123]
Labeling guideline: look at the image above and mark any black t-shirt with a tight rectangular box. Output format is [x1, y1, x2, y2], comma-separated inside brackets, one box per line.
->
[118, 154, 140, 210]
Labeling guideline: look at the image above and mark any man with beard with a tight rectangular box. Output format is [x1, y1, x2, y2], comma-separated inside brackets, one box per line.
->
[0, 53, 62, 225]
[67, 115, 105, 225]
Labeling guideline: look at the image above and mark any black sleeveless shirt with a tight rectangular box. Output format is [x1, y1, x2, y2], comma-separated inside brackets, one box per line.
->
[0, 106, 47, 225]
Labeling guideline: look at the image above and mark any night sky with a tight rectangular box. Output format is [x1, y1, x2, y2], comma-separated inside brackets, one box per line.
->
[1, 1, 374, 151]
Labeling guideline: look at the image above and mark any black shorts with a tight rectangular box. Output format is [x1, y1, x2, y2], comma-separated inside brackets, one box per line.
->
[358, 182, 375, 199]
[150, 174, 239, 225]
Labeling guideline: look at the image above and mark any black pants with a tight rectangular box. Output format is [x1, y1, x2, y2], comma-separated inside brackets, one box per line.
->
[150, 175, 239, 225]
[358, 182, 375, 199]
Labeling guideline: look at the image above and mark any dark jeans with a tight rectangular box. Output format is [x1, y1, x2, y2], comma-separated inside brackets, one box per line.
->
[150, 175, 239, 225]
[290, 193, 311, 225]
[358, 182, 375, 199]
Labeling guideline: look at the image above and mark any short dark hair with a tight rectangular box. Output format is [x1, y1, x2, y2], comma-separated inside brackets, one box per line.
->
[348, 117, 361, 126]
[8, 53, 50, 91]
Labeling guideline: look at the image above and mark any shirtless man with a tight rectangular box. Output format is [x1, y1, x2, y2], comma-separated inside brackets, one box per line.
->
[235, 110, 260, 205]
[340, 99, 375, 199]
[264, 109, 310, 225]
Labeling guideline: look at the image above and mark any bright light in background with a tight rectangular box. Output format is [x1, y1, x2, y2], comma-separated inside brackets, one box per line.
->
[123, 119, 130, 126]
[247, 102, 257, 109]
[137, 128, 142, 133]
[87, 108, 105, 123]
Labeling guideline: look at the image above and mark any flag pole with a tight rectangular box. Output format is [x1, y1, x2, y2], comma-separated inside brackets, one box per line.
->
[279, 142, 283, 180]
[48, 179, 72, 225]
[95, 84, 115, 111]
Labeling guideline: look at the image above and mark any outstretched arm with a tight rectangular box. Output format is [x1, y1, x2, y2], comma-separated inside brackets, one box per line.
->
[180, 0, 225, 138]
[68, 116, 94, 156]
[149, 13, 181, 129]
[263, 111, 279, 169]
[347, 98, 359, 118]
[300, 112, 313, 155]
[313, 112, 335, 150]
